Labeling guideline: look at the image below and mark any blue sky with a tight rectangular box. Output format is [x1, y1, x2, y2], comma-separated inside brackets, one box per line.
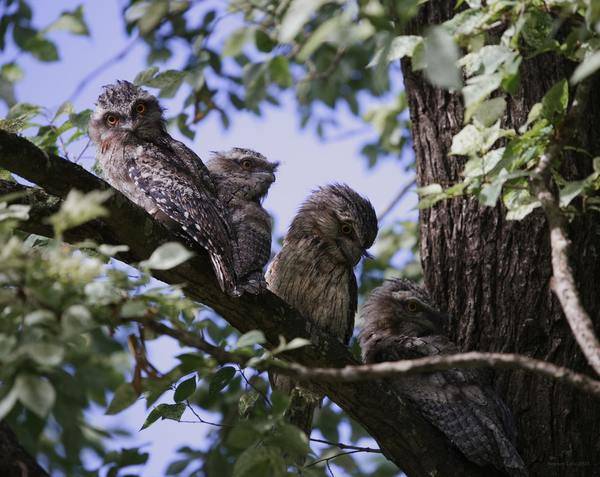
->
[4, 1, 415, 474]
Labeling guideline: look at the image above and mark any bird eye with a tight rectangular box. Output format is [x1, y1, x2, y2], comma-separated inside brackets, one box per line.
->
[407, 301, 419, 312]
[241, 160, 252, 170]
[105, 114, 118, 126]
[136, 103, 146, 114]
[341, 224, 353, 235]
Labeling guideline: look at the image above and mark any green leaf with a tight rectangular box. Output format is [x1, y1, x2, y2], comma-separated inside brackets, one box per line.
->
[237, 330, 266, 348]
[232, 446, 285, 477]
[21, 343, 64, 366]
[133, 0, 168, 34]
[450, 124, 482, 156]
[559, 180, 586, 207]
[223, 27, 255, 57]
[269, 57, 292, 88]
[144, 70, 186, 98]
[140, 242, 194, 270]
[106, 383, 139, 415]
[269, 423, 309, 458]
[571, 51, 600, 84]
[368, 35, 422, 67]
[141, 403, 186, 430]
[47, 5, 90, 36]
[134, 66, 160, 85]
[227, 421, 261, 449]
[0, 386, 19, 420]
[423, 27, 462, 90]
[208, 366, 236, 396]
[471, 97, 506, 127]
[173, 376, 197, 402]
[49, 189, 112, 236]
[279, 0, 328, 43]
[255, 29, 276, 53]
[462, 73, 502, 120]
[541, 79, 568, 123]
[15, 374, 55, 417]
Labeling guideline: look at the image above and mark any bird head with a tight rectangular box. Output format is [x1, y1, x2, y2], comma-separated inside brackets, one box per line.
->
[287, 183, 378, 267]
[208, 148, 279, 201]
[89, 80, 166, 146]
[360, 279, 450, 340]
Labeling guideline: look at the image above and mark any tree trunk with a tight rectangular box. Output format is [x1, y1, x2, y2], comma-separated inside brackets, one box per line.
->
[0, 422, 49, 477]
[402, 2, 600, 476]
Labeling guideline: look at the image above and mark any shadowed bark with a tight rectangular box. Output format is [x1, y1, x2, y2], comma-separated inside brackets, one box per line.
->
[0, 422, 49, 477]
[401, 2, 600, 476]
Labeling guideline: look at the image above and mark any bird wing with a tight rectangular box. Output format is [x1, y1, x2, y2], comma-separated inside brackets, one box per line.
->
[126, 142, 237, 294]
[373, 334, 526, 475]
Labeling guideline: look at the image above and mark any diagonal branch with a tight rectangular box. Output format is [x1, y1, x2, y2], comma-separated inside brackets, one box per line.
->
[122, 315, 600, 399]
[531, 81, 600, 376]
[0, 130, 491, 477]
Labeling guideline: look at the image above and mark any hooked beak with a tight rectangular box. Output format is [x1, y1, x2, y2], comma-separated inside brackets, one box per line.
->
[362, 250, 374, 260]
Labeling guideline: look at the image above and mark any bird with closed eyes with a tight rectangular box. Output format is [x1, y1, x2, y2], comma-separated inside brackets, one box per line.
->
[359, 278, 527, 477]
[88, 80, 238, 295]
[207, 148, 279, 294]
[266, 184, 378, 439]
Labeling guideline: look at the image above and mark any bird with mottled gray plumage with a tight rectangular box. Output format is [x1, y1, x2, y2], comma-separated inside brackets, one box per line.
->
[207, 148, 279, 294]
[359, 278, 527, 477]
[88, 80, 238, 295]
[266, 184, 378, 438]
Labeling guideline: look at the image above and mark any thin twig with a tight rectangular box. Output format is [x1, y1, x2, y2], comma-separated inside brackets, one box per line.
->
[378, 179, 416, 222]
[185, 400, 228, 428]
[309, 437, 381, 454]
[305, 450, 364, 468]
[121, 316, 600, 398]
[531, 80, 600, 376]
[68, 37, 139, 103]
[238, 367, 272, 407]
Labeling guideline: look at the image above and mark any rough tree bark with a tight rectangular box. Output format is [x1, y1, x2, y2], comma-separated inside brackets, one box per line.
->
[0, 422, 49, 477]
[402, 2, 600, 476]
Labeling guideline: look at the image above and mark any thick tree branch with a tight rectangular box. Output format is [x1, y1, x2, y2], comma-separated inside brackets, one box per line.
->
[0, 422, 49, 477]
[0, 130, 498, 477]
[531, 81, 600, 376]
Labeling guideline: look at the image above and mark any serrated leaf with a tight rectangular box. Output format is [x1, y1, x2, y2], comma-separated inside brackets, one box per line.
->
[209, 366, 236, 396]
[106, 383, 139, 415]
[140, 242, 194, 270]
[141, 403, 186, 430]
[237, 330, 266, 348]
[15, 374, 55, 417]
[173, 376, 196, 402]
